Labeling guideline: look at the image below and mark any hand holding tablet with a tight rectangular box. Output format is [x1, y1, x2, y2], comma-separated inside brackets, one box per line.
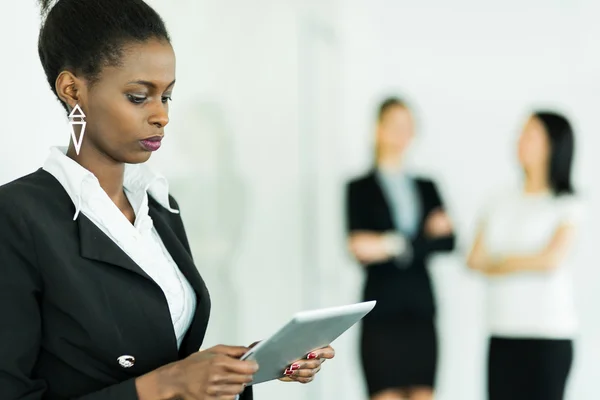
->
[277, 344, 336, 384]
[242, 301, 376, 385]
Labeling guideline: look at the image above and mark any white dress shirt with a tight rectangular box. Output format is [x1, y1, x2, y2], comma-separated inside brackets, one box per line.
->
[376, 169, 422, 238]
[480, 188, 583, 339]
[43, 147, 196, 348]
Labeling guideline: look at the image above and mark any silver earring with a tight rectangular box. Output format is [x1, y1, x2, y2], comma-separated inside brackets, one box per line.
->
[68, 104, 87, 155]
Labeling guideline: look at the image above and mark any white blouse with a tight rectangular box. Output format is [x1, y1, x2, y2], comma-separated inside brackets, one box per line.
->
[479, 188, 584, 339]
[43, 147, 196, 348]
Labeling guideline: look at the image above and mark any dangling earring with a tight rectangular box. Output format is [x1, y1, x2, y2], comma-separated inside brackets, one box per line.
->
[68, 104, 87, 155]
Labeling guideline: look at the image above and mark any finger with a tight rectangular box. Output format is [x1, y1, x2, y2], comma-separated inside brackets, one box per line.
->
[206, 383, 247, 397]
[209, 372, 254, 385]
[289, 360, 322, 370]
[295, 376, 315, 384]
[283, 361, 321, 380]
[214, 355, 259, 375]
[210, 344, 251, 358]
[280, 372, 314, 383]
[288, 365, 321, 378]
[307, 347, 335, 360]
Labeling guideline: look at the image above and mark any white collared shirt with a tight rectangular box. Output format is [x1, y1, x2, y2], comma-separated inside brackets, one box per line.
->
[43, 147, 196, 348]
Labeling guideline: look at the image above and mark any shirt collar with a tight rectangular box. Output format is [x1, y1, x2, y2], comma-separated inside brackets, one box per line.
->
[376, 168, 411, 183]
[42, 146, 179, 220]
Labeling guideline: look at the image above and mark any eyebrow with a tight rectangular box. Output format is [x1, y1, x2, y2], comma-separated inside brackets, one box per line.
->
[127, 79, 176, 90]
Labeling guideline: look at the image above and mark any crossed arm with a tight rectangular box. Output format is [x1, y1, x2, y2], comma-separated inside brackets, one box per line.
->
[348, 208, 454, 265]
[466, 224, 576, 276]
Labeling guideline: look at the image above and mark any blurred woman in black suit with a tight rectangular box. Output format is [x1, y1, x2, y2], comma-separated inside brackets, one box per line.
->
[345, 97, 455, 400]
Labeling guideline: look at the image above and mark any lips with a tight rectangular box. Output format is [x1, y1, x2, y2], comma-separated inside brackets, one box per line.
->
[143, 136, 163, 142]
[140, 136, 163, 152]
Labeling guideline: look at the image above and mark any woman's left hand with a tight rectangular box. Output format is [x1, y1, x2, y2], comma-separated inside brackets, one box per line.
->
[278, 346, 335, 384]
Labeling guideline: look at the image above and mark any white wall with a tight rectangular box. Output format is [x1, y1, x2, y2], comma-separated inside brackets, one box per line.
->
[2, 1, 599, 400]
[339, 1, 600, 399]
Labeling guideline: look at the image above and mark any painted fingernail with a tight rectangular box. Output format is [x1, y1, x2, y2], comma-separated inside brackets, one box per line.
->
[307, 352, 317, 359]
[290, 363, 300, 370]
[284, 368, 294, 376]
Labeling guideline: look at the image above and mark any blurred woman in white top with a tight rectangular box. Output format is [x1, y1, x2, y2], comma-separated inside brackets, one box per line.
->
[467, 111, 583, 400]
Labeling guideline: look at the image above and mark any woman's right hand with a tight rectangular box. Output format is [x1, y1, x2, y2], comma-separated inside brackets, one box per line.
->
[424, 208, 453, 238]
[136, 344, 258, 400]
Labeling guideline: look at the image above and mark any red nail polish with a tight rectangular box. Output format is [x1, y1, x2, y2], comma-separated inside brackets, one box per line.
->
[291, 363, 300, 370]
[284, 369, 293, 376]
[307, 352, 317, 359]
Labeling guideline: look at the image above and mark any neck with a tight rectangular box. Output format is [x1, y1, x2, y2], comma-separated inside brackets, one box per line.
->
[67, 143, 127, 204]
[524, 166, 550, 194]
[377, 151, 403, 173]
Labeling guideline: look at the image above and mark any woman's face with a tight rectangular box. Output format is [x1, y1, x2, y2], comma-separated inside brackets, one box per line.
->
[518, 116, 550, 171]
[63, 38, 176, 164]
[376, 105, 414, 157]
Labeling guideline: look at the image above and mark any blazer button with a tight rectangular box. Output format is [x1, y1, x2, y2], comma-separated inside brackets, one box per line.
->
[117, 355, 136, 368]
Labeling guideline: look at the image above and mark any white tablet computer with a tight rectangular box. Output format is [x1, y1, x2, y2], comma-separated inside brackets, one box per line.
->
[241, 301, 376, 385]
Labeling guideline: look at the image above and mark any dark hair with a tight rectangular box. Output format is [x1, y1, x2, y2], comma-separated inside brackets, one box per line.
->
[377, 97, 408, 121]
[533, 111, 575, 195]
[37, 0, 171, 113]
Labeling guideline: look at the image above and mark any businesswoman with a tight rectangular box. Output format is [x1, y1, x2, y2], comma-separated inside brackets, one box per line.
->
[345, 98, 456, 400]
[467, 111, 582, 400]
[0, 1, 334, 399]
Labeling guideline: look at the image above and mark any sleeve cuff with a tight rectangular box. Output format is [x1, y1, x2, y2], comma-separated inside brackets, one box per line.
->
[383, 232, 413, 267]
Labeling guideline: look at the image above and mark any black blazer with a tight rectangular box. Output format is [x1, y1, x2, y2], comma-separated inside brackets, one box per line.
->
[345, 171, 455, 321]
[0, 169, 253, 400]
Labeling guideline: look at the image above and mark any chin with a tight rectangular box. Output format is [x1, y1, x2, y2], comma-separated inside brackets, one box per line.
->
[123, 151, 152, 164]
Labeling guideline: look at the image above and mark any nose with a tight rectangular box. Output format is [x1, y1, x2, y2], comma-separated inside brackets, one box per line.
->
[149, 101, 169, 128]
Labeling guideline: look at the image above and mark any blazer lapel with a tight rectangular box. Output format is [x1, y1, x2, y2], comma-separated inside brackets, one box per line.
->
[78, 212, 181, 363]
[78, 214, 152, 280]
[413, 179, 428, 230]
[148, 201, 211, 358]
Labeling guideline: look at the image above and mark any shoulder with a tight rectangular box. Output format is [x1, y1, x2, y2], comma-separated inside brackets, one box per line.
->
[554, 193, 583, 207]
[0, 169, 67, 217]
[0, 169, 47, 200]
[346, 172, 377, 193]
[554, 193, 585, 224]
[347, 172, 375, 187]
[413, 176, 435, 188]
[412, 175, 443, 197]
[0, 170, 70, 248]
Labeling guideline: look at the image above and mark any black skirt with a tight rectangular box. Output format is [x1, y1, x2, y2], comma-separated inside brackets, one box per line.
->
[360, 318, 437, 396]
[488, 337, 573, 400]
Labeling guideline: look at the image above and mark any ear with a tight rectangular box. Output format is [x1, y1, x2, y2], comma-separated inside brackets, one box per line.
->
[55, 71, 86, 112]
